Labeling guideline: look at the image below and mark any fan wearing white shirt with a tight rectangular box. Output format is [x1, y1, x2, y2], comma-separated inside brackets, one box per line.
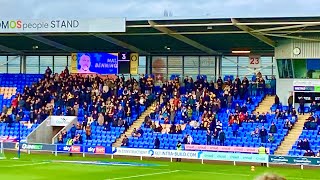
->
[187, 134, 193, 144]
[216, 120, 222, 132]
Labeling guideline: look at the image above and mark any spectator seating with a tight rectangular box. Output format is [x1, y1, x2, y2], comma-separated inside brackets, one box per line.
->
[0, 74, 42, 140]
[289, 113, 320, 156]
[0, 123, 38, 141]
[0, 74, 43, 107]
[270, 104, 310, 114]
[127, 104, 294, 154]
[61, 106, 147, 147]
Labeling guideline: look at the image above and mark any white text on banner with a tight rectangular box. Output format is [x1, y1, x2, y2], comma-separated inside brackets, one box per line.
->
[113, 148, 200, 159]
[199, 151, 269, 163]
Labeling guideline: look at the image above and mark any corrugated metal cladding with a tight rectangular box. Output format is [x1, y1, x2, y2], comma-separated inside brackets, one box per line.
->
[275, 37, 320, 59]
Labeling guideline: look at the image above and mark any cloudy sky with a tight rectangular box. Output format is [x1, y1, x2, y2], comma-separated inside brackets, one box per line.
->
[1, 0, 320, 19]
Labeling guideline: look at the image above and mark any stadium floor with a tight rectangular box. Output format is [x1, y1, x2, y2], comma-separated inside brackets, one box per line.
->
[0, 152, 318, 180]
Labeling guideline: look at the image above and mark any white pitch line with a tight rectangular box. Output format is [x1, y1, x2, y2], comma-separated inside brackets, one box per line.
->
[105, 170, 180, 180]
[0, 162, 49, 168]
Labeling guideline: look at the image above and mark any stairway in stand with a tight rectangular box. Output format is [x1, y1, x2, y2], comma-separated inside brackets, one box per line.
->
[275, 114, 309, 155]
[113, 96, 164, 147]
[254, 95, 275, 113]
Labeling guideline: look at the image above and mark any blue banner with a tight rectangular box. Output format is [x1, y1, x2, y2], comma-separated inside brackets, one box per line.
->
[72, 52, 118, 74]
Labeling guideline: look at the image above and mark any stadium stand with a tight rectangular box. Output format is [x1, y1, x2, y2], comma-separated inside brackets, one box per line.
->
[288, 112, 320, 156]
[54, 72, 158, 147]
[0, 74, 43, 141]
[0, 70, 304, 155]
[125, 74, 287, 154]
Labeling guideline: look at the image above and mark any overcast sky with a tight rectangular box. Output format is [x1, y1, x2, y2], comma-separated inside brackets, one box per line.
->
[1, 0, 320, 19]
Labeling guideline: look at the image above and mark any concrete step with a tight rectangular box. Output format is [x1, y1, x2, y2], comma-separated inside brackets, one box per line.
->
[112, 101, 159, 147]
[275, 114, 310, 155]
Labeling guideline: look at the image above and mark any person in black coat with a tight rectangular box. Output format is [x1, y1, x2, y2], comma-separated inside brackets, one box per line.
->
[259, 126, 268, 143]
[154, 137, 160, 149]
[299, 96, 306, 115]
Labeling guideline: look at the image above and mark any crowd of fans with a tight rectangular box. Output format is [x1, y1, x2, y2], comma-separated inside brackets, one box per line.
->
[2, 67, 160, 144]
[130, 73, 283, 148]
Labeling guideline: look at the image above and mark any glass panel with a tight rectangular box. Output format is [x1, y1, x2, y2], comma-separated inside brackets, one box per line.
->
[168, 56, 182, 67]
[292, 59, 307, 78]
[168, 68, 182, 75]
[184, 68, 199, 78]
[40, 56, 53, 74]
[277, 59, 293, 78]
[306, 59, 320, 79]
[184, 56, 199, 67]
[54, 56, 68, 74]
[222, 56, 237, 77]
[26, 56, 39, 74]
[222, 56, 237, 66]
[139, 56, 146, 67]
[138, 56, 146, 75]
[238, 56, 251, 78]
[200, 56, 215, 67]
[260, 57, 273, 77]
[184, 56, 199, 78]
[138, 67, 146, 75]
[200, 67, 215, 80]
[0, 56, 7, 73]
[8, 56, 20, 73]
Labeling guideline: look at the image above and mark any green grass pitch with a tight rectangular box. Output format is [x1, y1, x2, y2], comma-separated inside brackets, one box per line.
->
[0, 152, 318, 180]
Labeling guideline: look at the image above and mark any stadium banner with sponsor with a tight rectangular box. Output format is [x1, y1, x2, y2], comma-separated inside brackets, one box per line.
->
[2, 142, 18, 149]
[18, 143, 56, 151]
[56, 145, 83, 153]
[293, 79, 320, 92]
[199, 151, 269, 163]
[84, 146, 113, 154]
[130, 53, 139, 75]
[269, 155, 320, 166]
[0, 18, 126, 33]
[48, 116, 76, 126]
[70, 53, 118, 74]
[184, 144, 270, 154]
[112, 147, 200, 159]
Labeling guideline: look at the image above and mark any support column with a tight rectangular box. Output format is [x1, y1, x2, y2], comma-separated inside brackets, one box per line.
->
[215, 56, 222, 79]
[146, 55, 152, 75]
[21, 55, 26, 74]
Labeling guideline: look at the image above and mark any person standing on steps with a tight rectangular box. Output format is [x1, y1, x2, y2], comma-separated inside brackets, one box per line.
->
[288, 93, 293, 114]
[299, 96, 306, 115]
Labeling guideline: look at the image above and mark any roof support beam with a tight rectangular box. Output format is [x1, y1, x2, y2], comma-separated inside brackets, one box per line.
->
[22, 34, 76, 52]
[252, 23, 320, 33]
[91, 33, 149, 55]
[264, 33, 320, 42]
[148, 20, 220, 55]
[127, 21, 320, 28]
[0, 44, 24, 54]
[231, 18, 276, 48]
